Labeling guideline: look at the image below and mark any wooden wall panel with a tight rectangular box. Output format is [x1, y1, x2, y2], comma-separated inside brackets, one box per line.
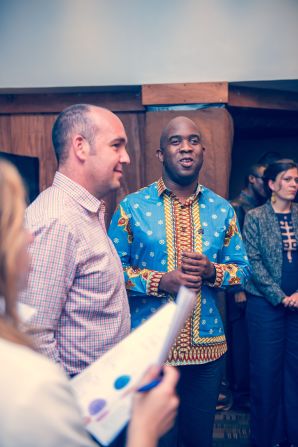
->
[144, 109, 234, 198]
[8, 114, 57, 191]
[0, 108, 145, 226]
[0, 90, 144, 114]
[229, 85, 298, 111]
[0, 91, 233, 223]
[0, 115, 12, 151]
[104, 111, 146, 226]
[142, 82, 228, 105]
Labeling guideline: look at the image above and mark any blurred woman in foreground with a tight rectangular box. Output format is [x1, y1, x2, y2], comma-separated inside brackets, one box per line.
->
[243, 159, 298, 447]
[0, 159, 179, 447]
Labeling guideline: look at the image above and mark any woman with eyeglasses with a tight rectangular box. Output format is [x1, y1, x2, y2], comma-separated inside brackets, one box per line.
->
[0, 159, 179, 447]
[243, 159, 298, 447]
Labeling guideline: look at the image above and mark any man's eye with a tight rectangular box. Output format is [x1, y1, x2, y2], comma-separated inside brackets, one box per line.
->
[189, 137, 200, 144]
[170, 138, 181, 145]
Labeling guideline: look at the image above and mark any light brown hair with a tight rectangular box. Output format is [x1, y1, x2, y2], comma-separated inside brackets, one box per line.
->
[0, 159, 32, 347]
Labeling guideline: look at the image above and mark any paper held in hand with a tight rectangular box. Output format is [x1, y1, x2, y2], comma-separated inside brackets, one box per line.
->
[71, 286, 196, 446]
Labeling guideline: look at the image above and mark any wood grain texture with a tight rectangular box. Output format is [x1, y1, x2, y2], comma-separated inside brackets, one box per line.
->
[229, 85, 298, 110]
[0, 109, 146, 226]
[142, 82, 228, 105]
[1, 114, 57, 191]
[0, 91, 144, 114]
[0, 115, 12, 151]
[104, 111, 146, 226]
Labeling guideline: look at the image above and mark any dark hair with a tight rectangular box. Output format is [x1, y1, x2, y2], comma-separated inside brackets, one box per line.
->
[52, 104, 97, 164]
[244, 163, 265, 187]
[257, 151, 282, 166]
[263, 159, 297, 198]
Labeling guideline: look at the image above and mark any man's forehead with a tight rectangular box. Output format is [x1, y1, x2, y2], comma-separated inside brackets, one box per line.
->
[166, 119, 200, 138]
[258, 166, 266, 175]
[92, 108, 127, 138]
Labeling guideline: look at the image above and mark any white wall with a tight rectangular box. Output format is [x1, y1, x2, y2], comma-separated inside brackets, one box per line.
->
[0, 0, 297, 89]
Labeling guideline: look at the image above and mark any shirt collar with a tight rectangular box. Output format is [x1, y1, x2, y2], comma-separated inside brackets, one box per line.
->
[53, 172, 103, 214]
[157, 177, 203, 198]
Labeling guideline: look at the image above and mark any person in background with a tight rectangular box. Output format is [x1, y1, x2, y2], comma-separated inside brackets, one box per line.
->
[243, 159, 298, 447]
[231, 163, 267, 229]
[19, 104, 131, 377]
[257, 150, 282, 166]
[109, 116, 250, 447]
[226, 163, 266, 410]
[0, 159, 179, 447]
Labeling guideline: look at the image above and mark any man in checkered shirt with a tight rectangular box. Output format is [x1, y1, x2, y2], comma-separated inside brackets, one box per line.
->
[20, 104, 131, 377]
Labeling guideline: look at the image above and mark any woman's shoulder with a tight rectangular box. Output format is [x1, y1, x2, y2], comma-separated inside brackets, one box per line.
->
[0, 338, 94, 447]
[0, 337, 62, 380]
[246, 203, 267, 218]
[0, 338, 67, 417]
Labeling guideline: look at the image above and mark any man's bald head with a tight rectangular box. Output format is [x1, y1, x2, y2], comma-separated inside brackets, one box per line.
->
[160, 116, 200, 151]
[52, 104, 117, 165]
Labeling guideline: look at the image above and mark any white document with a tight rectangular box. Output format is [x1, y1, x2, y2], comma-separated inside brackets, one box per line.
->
[71, 286, 196, 446]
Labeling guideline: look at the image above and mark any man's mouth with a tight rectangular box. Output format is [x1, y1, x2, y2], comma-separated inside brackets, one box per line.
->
[179, 157, 194, 168]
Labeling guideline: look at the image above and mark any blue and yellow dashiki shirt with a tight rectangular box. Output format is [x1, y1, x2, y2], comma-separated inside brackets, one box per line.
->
[109, 178, 250, 366]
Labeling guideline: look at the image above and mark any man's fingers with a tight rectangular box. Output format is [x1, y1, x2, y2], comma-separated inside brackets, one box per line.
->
[182, 251, 204, 260]
[161, 365, 180, 389]
[182, 273, 202, 284]
[182, 264, 203, 273]
[182, 257, 205, 267]
[137, 365, 162, 387]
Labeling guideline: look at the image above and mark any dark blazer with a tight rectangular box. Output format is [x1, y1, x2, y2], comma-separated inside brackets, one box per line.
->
[243, 201, 298, 306]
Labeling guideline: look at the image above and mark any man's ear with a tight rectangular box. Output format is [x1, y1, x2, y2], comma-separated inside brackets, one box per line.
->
[72, 134, 88, 162]
[156, 148, 164, 163]
[248, 174, 255, 185]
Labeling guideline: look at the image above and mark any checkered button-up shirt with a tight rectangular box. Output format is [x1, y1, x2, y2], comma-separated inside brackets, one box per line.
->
[20, 172, 130, 376]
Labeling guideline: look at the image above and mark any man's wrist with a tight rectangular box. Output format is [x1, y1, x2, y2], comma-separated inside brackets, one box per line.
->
[148, 271, 166, 296]
[203, 263, 224, 288]
[204, 264, 216, 282]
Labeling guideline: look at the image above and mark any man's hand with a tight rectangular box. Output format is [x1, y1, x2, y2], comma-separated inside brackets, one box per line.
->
[283, 292, 298, 309]
[181, 251, 215, 282]
[159, 269, 202, 295]
[234, 291, 247, 304]
[127, 366, 180, 447]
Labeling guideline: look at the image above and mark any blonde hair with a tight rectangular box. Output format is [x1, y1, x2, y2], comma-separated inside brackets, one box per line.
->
[0, 159, 32, 347]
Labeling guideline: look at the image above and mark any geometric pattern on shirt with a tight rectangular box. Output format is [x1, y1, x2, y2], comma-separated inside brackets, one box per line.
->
[279, 214, 297, 263]
[224, 213, 241, 246]
[162, 190, 226, 365]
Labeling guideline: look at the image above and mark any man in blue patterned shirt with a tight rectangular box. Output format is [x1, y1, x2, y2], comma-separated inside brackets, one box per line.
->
[109, 116, 250, 447]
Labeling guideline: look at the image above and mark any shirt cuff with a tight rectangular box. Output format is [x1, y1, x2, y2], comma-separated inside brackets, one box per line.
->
[204, 263, 224, 288]
[147, 271, 166, 297]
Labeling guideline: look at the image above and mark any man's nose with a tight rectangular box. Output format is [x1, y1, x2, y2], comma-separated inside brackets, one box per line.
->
[120, 147, 130, 164]
[180, 138, 192, 151]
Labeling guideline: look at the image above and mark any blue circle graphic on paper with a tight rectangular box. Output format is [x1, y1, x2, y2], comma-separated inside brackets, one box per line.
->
[114, 375, 131, 390]
[88, 399, 106, 416]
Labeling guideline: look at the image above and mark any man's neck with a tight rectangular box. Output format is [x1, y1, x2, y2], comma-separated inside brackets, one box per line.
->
[162, 177, 198, 203]
[58, 165, 96, 198]
[241, 186, 263, 207]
